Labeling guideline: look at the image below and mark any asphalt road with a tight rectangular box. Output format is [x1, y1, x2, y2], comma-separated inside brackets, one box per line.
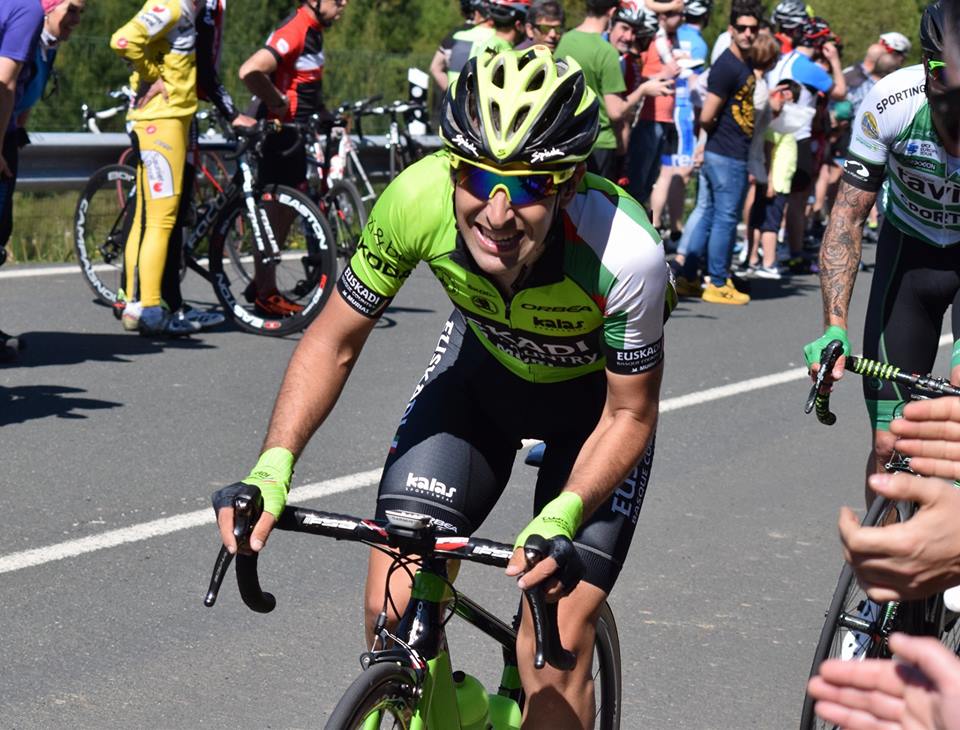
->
[0, 246, 954, 729]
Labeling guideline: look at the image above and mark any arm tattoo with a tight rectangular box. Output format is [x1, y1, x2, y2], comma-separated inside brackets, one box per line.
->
[819, 181, 877, 327]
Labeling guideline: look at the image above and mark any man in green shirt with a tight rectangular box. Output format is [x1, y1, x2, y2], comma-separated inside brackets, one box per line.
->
[555, 0, 629, 179]
[429, 2, 496, 93]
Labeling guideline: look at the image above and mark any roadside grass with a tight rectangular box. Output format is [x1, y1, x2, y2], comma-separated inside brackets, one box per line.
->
[8, 191, 77, 264]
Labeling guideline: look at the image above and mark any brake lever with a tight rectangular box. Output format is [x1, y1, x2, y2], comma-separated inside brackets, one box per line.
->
[804, 338, 845, 424]
[521, 535, 576, 671]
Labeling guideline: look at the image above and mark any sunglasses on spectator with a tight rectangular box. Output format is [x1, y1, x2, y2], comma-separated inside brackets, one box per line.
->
[733, 22, 759, 34]
[532, 23, 564, 35]
[450, 155, 574, 206]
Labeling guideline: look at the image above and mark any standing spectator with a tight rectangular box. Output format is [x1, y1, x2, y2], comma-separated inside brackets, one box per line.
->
[770, 0, 807, 54]
[628, 1, 683, 207]
[483, 0, 529, 52]
[649, 0, 710, 244]
[0, 0, 43, 360]
[516, 0, 564, 51]
[845, 34, 909, 115]
[556, 0, 644, 180]
[745, 79, 801, 278]
[430, 1, 495, 94]
[237, 0, 348, 316]
[768, 16, 846, 275]
[674, 0, 761, 305]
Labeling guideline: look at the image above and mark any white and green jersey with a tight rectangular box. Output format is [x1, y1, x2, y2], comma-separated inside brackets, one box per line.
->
[336, 152, 671, 383]
[844, 64, 960, 248]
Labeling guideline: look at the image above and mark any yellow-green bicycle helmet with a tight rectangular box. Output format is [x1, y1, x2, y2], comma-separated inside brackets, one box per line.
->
[440, 46, 599, 168]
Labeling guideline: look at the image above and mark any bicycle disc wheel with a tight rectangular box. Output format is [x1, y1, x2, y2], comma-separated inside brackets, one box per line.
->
[73, 164, 137, 306]
[324, 662, 417, 729]
[324, 179, 367, 265]
[799, 497, 906, 730]
[594, 601, 622, 730]
[207, 184, 336, 336]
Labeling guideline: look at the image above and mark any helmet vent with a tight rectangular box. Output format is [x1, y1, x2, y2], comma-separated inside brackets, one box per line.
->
[512, 106, 530, 134]
[527, 68, 546, 91]
[492, 62, 506, 89]
[490, 101, 502, 134]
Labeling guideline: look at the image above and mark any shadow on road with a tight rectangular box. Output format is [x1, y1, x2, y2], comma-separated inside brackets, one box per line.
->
[1, 331, 215, 368]
[0, 384, 121, 425]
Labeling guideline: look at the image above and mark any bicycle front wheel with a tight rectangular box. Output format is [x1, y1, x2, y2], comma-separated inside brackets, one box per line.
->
[594, 601, 622, 730]
[324, 179, 367, 265]
[73, 164, 137, 306]
[207, 184, 336, 336]
[324, 662, 417, 729]
[799, 497, 906, 730]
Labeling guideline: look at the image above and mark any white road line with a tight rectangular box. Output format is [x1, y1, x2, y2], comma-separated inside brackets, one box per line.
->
[0, 264, 86, 279]
[2, 334, 954, 575]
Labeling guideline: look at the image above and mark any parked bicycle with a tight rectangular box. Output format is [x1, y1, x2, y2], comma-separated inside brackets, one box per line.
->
[354, 99, 427, 182]
[798, 340, 960, 730]
[73, 121, 336, 336]
[205, 484, 621, 729]
[81, 86, 133, 134]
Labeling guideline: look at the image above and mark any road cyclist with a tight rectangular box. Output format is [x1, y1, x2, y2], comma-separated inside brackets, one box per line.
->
[212, 47, 675, 728]
[803, 0, 960, 501]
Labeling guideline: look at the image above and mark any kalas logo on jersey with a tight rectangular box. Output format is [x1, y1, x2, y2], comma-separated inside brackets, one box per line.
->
[533, 316, 584, 331]
[861, 112, 880, 140]
[530, 147, 564, 164]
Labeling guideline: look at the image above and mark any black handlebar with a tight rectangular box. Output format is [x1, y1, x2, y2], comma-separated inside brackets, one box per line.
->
[204, 485, 576, 671]
[804, 339, 960, 425]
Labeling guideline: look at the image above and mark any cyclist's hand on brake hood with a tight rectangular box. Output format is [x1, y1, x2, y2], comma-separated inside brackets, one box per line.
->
[803, 326, 850, 382]
[506, 492, 584, 601]
[211, 447, 294, 554]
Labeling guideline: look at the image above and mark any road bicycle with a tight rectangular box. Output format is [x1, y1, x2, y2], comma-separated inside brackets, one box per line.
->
[354, 99, 427, 183]
[302, 111, 370, 267]
[81, 87, 134, 134]
[73, 121, 336, 336]
[204, 484, 622, 729]
[798, 340, 960, 730]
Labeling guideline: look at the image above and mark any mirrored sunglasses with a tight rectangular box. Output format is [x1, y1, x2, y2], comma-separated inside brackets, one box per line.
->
[451, 157, 573, 206]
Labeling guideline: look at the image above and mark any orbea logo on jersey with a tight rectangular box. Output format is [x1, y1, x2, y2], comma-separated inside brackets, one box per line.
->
[405, 473, 457, 501]
[861, 112, 880, 140]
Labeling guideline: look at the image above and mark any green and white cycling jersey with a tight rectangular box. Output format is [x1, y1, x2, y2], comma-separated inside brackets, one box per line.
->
[336, 151, 670, 384]
[844, 64, 960, 248]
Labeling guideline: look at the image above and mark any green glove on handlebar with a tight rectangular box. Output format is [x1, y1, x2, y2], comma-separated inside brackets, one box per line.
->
[803, 326, 851, 370]
[514, 492, 584, 550]
[242, 447, 295, 518]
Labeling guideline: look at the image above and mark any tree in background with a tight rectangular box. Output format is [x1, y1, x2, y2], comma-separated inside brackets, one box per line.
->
[26, 0, 928, 132]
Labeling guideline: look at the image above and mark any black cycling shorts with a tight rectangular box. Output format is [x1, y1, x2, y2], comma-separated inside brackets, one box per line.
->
[862, 222, 960, 429]
[375, 311, 656, 595]
[790, 138, 814, 193]
[257, 127, 307, 189]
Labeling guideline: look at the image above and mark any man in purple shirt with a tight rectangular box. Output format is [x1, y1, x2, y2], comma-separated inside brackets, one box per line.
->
[0, 0, 43, 361]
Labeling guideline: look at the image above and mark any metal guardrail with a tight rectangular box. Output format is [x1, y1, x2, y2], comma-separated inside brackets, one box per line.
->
[18, 132, 443, 192]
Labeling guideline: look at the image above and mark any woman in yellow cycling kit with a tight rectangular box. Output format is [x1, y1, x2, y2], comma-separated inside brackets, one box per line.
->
[111, 0, 198, 336]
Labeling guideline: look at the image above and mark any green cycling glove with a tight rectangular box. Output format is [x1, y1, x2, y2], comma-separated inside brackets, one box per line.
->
[514, 492, 584, 550]
[803, 326, 851, 370]
[242, 447, 295, 518]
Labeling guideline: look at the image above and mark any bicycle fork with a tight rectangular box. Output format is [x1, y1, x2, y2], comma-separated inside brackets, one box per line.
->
[239, 159, 282, 266]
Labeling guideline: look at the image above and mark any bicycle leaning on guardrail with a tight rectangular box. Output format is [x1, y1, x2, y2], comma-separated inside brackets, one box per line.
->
[354, 98, 427, 182]
[798, 340, 960, 730]
[204, 485, 622, 729]
[73, 120, 336, 336]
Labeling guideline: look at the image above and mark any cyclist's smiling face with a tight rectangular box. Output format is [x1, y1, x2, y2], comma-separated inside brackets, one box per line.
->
[454, 168, 582, 286]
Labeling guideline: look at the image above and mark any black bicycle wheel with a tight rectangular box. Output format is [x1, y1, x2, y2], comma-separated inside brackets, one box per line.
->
[73, 164, 137, 306]
[324, 662, 417, 729]
[207, 184, 336, 336]
[799, 497, 906, 730]
[594, 601, 622, 730]
[324, 179, 367, 265]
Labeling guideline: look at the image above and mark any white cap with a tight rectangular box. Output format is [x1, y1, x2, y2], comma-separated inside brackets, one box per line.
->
[879, 32, 911, 54]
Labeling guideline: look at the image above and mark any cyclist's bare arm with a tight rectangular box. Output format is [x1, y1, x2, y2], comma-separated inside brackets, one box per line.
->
[216, 292, 378, 552]
[238, 48, 287, 115]
[509, 363, 662, 590]
[429, 49, 449, 93]
[819, 180, 876, 330]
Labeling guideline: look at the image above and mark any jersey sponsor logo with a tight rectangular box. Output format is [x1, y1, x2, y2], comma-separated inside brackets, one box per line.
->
[608, 339, 663, 374]
[520, 303, 592, 312]
[530, 147, 564, 164]
[464, 315, 601, 367]
[138, 5, 171, 36]
[609, 444, 654, 524]
[852, 133, 885, 154]
[116, 37, 128, 48]
[337, 264, 390, 317]
[399, 319, 455, 426]
[905, 141, 939, 158]
[875, 84, 925, 114]
[146, 124, 157, 135]
[843, 158, 870, 180]
[140, 150, 175, 199]
[471, 295, 497, 314]
[861, 111, 880, 140]
[901, 197, 960, 226]
[275, 37, 289, 54]
[356, 239, 410, 280]
[900, 168, 960, 204]
[405, 473, 458, 502]
[903, 157, 938, 173]
[532, 316, 584, 331]
[295, 52, 324, 71]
